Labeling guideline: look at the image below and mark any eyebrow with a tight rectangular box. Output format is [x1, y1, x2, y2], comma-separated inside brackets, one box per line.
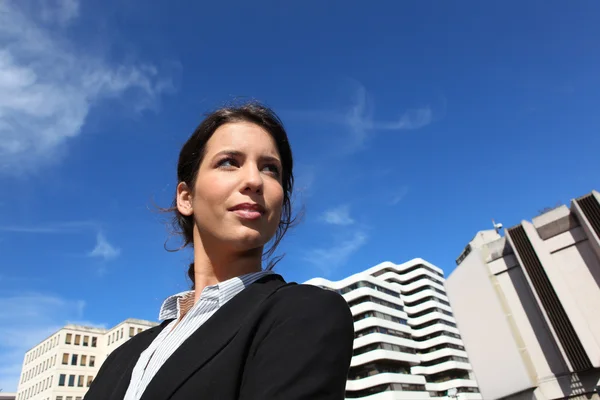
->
[213, 150, 281, 165]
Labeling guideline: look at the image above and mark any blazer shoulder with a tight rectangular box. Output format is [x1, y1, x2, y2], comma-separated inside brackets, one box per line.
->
[267, 283, 352, 323]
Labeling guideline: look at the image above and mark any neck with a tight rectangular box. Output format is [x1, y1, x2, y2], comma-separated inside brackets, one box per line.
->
[192, 237, 263, 303]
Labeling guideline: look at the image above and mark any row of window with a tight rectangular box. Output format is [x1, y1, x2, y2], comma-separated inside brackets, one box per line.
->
[346, 382, 427, 398]
[411, 318, 457, 331]
[404, 295, 450, 308]
[354, 310, 408, 326]
[108, 326, 143, 346]
[338, 281, 399, 297]
[418, 342, 466, 354]
[22, 354, 56, 383]
[425, 368, 470, 383]
[429, 387, 480, 398]
[419, 355, 470, 367]
[355, 326, 411, 340]
[58, 374, 94, 388]
[25, 335, 60, 364]
[65, 333, 98, 347]
[61, 353, 96, 367]
[401, 284, 446, 297]
[401, 273, 444, 287]
[408, 306, 453, 319]
[413, 330, 461, 342]
[372, 264, 444, 279]
[353, 341, 417, 357]
[348, 360, 411, 380]
[347, 295, 404, 312]
[18, 372, 96, 400]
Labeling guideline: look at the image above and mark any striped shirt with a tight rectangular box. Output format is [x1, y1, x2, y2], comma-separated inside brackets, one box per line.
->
[123, 270, 273, 400]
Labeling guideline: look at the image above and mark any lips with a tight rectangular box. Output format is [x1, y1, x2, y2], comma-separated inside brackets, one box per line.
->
[228, 203, 266, 220]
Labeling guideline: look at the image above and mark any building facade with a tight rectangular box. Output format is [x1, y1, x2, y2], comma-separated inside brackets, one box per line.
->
[15, 319, 157, 400]
[445, 190, 600, 400]
[306, 259, 481, 400]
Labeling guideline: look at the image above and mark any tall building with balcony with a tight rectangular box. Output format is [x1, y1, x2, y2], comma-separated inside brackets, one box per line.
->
[306, 258, 481, 400]
[15, 318, 157, 400]
[445, 190, 600, 400]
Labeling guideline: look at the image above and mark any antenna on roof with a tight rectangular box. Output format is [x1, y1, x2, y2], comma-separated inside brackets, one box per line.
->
[492, 219, 503, 234]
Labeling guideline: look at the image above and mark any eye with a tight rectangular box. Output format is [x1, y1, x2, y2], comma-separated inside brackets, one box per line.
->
[263, 163, 281, 177]
[217, 157, 239, 168]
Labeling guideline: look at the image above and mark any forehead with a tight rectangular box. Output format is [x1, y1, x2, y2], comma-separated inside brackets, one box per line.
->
[205, 122, 280, 157]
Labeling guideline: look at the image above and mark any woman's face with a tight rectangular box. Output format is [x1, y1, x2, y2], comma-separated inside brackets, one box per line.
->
[177, 122, 284, 252]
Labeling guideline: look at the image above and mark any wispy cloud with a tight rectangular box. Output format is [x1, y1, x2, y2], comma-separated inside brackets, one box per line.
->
[0, 292, 104, 392]
[284, 81, 433, 154]
[0, 220, 100, 234]
[388, 186, 409, 205]
[0, 0, 174, 174]
[89, 232, 120, 261]
[320, 204, 355, 226]
[305, 231, 368, 275]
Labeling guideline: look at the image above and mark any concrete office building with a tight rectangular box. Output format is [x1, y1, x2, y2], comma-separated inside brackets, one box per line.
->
[16, 319, 157, 400]
[306, 259, 481, 400]
[446, 190, 600, 400]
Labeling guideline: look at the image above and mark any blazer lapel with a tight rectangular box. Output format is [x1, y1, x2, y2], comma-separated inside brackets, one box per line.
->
[107, 322, 169, 400]
[140, 274, 288, 400]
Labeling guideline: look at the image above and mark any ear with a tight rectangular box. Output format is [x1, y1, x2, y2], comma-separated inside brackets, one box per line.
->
[176, 182, 194, 216]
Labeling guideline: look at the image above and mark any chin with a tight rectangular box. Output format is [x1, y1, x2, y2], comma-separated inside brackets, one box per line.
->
[230, 227, 269, 249]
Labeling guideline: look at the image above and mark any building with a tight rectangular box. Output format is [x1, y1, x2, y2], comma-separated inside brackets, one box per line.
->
[305, 259, 481, 399]
[0, 393, 17, 400]
[15, 319, 158, 400]
[445, 190, 600, 400]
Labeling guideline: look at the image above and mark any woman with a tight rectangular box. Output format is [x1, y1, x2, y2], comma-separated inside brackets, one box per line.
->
[85, 102, 355, 400]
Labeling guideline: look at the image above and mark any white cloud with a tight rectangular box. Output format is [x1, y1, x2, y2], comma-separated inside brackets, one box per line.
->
[0, 220, 99, 234]
[343, 83, 433, 152]
[320, 204, 355, 226]
[0, 292, 103, 392]
[389, 186, 409, 205]
[305, 231, 368, 275]
[283, 81, 433, 154]
[89, 232, 120, 261]
[0, 0, 174, 174]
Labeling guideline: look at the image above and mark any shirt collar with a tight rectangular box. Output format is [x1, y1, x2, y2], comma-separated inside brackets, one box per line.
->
[158, 270, 273, 321]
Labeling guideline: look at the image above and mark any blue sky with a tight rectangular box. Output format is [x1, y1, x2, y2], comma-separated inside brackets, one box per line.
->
[1, 0, 600, 391]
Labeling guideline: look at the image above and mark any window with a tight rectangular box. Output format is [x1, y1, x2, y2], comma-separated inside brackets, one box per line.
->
[77, 375, 84, 387]
[68, 374, 75, 387]
[56, 397, 64, 400]
[66, 397, 73, 400]
[71, 354, 78, 365]
[80, 355, 87, 366]
[65, 334, 72, 344]
[62, 353, 68, 365]
[129, 327, 135, 337]
[353, 342, 416, 357]
[120, 328, 124, 339]
[74, 335, 81, 345]
[91, 336, 97, 347]
[87, 375, 94, 387]
[76, 397, 82, 400]
[89, 356, 95, 367]
[137, 328, 143, 334]
[83, 336, 89, 346]
[58, 374, 66, 386]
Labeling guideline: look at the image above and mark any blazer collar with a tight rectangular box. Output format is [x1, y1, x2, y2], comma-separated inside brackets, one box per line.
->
[139, 273, 288, 400]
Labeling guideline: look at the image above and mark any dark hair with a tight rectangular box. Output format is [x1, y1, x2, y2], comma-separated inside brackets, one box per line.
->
[166, 101, 296, 289]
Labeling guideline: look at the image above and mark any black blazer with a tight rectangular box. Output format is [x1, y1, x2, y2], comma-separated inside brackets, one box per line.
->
[84, 274, 354, 400]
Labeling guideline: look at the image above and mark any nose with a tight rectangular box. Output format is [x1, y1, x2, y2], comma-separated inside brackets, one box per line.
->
[240, 163, 263, 194]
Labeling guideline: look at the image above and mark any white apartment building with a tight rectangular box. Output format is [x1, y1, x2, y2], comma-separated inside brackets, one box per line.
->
[306, 259, 481, 400]
[15, 318, 158, 400]
[446, 190, 600, 400]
